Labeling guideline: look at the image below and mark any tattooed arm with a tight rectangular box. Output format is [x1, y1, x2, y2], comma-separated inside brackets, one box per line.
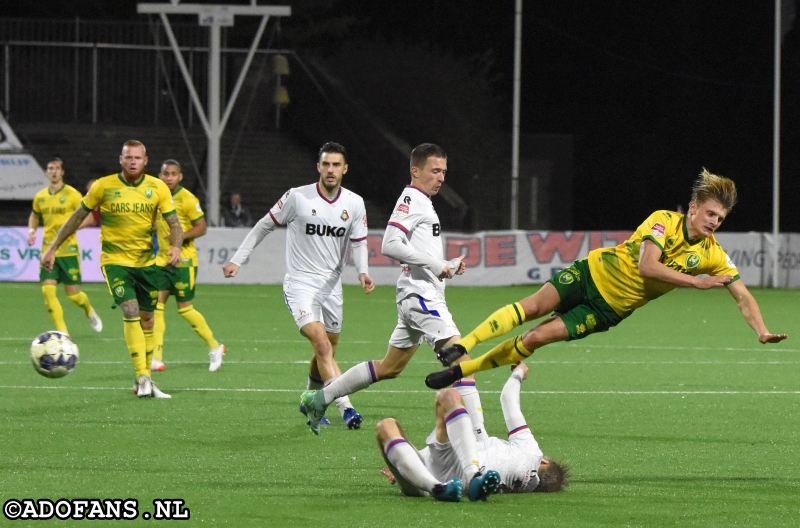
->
[164, 213, 184, 267]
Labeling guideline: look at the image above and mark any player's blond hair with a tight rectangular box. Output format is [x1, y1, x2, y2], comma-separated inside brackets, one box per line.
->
[122, 139, 146, 155]
[690, 168, 737, 211]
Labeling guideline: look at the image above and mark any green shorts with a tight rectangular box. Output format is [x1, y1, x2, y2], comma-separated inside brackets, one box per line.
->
[40, 255, 82, 285]
[157, 265, 197, 302]
[548, 259, 624, 340]
[101, 264, 161, 311]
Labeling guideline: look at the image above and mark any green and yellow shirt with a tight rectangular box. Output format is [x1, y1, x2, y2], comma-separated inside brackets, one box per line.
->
[155, 186, 204, 268]
[32, 184, 83, 257]
[588, 210, 739, 317]
[82, 173, 176, 268]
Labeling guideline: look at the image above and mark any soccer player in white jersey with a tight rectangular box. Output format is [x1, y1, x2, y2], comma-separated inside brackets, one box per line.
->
[376, 362, 569, 502]
[223, 142, 374, 429]
[301, 143, 487, 438]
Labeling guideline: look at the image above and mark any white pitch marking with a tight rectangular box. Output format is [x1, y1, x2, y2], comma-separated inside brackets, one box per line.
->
[1, 385, 799, 395]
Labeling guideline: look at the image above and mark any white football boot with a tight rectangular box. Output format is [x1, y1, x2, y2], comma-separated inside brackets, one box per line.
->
[209, 344, 226, 372]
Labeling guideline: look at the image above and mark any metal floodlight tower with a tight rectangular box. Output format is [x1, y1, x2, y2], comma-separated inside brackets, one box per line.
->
[137, 2, 291, 225]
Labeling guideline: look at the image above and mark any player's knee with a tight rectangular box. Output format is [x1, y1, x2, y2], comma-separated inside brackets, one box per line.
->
[375, 418, 399, 441]
[377, 363, 402, 379]
[435, 388, 462, 408]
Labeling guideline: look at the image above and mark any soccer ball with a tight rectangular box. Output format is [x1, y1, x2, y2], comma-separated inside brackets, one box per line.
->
[30, 331, 79, 378]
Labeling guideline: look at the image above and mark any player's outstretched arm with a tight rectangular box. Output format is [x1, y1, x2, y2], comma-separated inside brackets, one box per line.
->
[225, 213, 278, 275]
[727, 280, 788, 344]
[500, 363, 529, 433]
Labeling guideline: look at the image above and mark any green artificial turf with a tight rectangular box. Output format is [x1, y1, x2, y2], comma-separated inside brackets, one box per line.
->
[1, 282, 798, 526]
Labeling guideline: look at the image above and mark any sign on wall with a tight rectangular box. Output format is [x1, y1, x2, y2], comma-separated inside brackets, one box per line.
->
[2, 226, 798, 288]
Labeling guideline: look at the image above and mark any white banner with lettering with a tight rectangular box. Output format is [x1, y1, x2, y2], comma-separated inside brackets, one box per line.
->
[2, 227, 799, 287]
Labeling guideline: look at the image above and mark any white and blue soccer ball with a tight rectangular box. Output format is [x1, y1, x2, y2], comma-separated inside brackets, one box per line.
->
[30, 331, 79, 378]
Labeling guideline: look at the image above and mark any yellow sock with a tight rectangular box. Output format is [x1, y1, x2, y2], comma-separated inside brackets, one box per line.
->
[178, 306, 219, 350]
[66, 291, 93, 317]
[42, 284, 67, 333]
[458, 336, 532, 377]
[153, 303, 166, 361]
[143, 329, 154, 376]
[458, 302, 525, 351]
[123, 318, 148, 377]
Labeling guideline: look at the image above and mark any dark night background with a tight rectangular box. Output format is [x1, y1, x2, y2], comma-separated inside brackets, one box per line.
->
[4, 0, 798, 233]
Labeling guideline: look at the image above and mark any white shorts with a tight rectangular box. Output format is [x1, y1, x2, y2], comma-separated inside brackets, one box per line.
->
[283, 280, 343, 334]
[419, 430, 468, 486]
[388, 295, 460, 350]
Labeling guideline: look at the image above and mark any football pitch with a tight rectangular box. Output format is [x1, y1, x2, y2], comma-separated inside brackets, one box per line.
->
[1, 281, 798, 526]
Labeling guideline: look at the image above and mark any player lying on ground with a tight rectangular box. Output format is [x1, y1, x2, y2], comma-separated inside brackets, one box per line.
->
[426, 169, 788, 389]
[378, 362, 569, 502]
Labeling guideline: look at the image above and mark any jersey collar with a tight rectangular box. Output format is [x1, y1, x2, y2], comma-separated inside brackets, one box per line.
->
[117, 172, 146, 187]
[171, 185, 183, 196]
[681, 215, 704, 246]
[406, 184, 430, 198]
[316, 182, 342, 204]
[48, 183, 66, 195]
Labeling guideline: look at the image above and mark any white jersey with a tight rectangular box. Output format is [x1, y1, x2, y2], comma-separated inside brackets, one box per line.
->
[387, 185, 445, 303]
[270, 182, 368, 291]
[478, 430, 543, 493]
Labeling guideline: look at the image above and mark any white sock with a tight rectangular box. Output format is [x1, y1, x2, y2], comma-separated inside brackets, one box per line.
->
[383, 436, 438, 493]
[322, 376, 359, 419]
[444, 405, 481, 482]
[322, 361, 377, 406]
[453, 377, 489, 442]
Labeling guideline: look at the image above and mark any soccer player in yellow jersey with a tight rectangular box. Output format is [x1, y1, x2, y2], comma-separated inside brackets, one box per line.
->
[27, 158, 102, 335]
[41, 140, 183, 399]
[426, 169, 788, 389]
[151, 159, 225, 373]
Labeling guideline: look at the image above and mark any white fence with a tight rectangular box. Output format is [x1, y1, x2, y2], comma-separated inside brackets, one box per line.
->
[3, 226, 799, 288]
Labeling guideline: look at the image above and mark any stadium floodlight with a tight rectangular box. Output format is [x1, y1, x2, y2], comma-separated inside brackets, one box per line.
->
[137, 2, 291, 226]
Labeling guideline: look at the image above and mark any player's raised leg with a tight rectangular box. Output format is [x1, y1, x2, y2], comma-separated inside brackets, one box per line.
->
[376, 418, 462, 502]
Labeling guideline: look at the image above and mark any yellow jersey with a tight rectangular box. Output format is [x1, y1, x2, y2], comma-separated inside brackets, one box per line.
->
[587, 210, 739, 317]
[155, 186, 204, 267]
[32, 184, 83, 257]
[82, 173, 176, 268]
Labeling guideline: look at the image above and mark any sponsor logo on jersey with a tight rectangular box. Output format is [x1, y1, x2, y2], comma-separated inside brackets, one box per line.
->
[651, 223, 666, 237]
[305, 224, 346, 237]
[311, 209, 316, 216]
[403, 195, 411, 205]
[396, 204, 409, 215]
[195, 203, 203, 212]
[341, 210, 349, 221]
[277, 199, 284, 209]
[586, 313, 597, 330]
[725, 253, 736, 269]
[686, 253, 700, 269]
[362, 214, 368, 226]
